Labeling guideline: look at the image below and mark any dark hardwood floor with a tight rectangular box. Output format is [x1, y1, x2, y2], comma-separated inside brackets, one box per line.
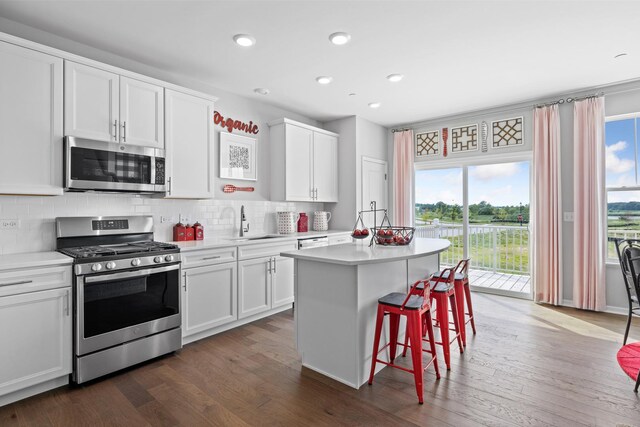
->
[1, 293, 639, 426]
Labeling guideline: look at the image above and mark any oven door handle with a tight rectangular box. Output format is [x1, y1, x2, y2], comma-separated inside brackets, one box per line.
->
[84, 264, 180, 284]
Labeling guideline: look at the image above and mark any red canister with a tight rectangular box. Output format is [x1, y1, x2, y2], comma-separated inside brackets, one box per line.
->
[297, 213, 308, 232]
[185, 224, 195, 241]
[173, 222, 186, 241]
[193, 221, 204, 240]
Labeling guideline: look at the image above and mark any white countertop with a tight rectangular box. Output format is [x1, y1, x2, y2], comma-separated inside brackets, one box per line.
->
[173, 230, 352, 252]
[280, 237, 451, 266]
[0, 251, 73, 272]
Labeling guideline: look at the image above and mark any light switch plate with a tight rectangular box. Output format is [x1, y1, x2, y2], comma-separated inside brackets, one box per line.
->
[160, 216, 173, 223]
[563, 212, 574, 222]
[0, 219, 20, 230]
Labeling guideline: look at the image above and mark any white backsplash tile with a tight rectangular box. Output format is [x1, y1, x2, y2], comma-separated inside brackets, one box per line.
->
[0, 193, 322, 255]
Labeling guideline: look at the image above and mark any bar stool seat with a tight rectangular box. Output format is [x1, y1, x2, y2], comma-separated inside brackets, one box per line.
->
[432, 270, 466, 281]
[368, 278, 440, 404]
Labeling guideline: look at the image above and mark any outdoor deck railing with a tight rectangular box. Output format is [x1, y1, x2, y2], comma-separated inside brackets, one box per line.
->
[415, 224, 530, 274]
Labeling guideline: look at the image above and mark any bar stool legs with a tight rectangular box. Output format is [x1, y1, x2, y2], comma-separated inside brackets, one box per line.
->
[464, 282, 477, 335]
[436, 291, 464, 370]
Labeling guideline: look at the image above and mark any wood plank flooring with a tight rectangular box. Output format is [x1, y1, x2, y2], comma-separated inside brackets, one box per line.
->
[1, 293, 639, 426]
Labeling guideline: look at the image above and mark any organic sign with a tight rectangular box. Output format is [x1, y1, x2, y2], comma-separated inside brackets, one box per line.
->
[214, 111, 259, 134]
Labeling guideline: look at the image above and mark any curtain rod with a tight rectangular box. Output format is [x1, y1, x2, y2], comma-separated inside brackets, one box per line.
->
[534, 91, 604, 109]
[391, 128, 410, 133]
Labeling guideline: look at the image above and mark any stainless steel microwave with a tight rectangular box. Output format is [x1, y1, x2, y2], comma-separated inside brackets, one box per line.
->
[64, 136, 166, 194]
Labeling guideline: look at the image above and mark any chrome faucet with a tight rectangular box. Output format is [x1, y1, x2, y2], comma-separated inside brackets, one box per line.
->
[240, 205, 249, 237]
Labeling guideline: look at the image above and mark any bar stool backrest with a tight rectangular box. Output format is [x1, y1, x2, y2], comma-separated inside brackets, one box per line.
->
[404, 275, 433, 310]
[433, 267, 456, 286]
[454, 258, 471, 278]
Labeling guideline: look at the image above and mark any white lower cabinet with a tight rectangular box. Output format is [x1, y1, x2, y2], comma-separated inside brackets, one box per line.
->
[272, 256, 294, 308]
[0, 286, 72, 401]
[182, 262, 237, 339]
[238, 256, 272, 319]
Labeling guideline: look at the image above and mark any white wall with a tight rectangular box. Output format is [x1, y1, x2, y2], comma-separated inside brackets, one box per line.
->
[389, 80, 640, 312]
[0, 18, 326, 254]
[323, 116, 389, 231]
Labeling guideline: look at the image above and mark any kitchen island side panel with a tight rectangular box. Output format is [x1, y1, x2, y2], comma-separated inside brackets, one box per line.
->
[295, 260, 359, 387]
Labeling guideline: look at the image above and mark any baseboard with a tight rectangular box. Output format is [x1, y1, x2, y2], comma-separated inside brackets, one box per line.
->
[561, 298, 628, 316]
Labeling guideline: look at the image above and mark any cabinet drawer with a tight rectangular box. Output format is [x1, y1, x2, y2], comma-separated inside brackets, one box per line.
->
[182, 247, 237, 269]
[238, 241, 298, 260]
[328, 234, 353, 245]
[0, 266, 71, 298]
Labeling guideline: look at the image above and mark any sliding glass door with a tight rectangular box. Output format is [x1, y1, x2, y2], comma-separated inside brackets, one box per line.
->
[415, 159, 531, 298]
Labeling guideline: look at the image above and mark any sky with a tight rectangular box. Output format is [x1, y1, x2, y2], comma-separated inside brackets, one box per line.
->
[415, 161, 530, 207]
[606, 117, 640, 203]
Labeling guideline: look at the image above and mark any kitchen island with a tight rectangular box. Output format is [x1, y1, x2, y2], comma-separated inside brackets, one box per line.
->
[280, 237, 450, 388]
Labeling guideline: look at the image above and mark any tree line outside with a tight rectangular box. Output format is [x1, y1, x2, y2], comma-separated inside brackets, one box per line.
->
[415, 201, 530, 226]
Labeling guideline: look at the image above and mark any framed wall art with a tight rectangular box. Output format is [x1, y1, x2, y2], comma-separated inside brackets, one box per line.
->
[219, 132, 257, 181]
[450, 124, 478, 153]
[416, 130, 439, 157]
[492, 116, 523, 148]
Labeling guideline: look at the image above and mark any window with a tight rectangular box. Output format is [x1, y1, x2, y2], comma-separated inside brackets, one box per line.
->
[605, 113, 640, 258]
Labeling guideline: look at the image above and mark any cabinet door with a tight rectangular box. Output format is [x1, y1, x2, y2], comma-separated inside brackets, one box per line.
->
[64, 61, 119, 142]
[313, 132, 338, 202]
[0, 287, 71, 397]
[272, 256, 294, 308]
[0, 42, 63, 195]
[238, 257, 271, 319]
[165, 89, 214, 198]
[119, 76, 164, 148]
[285, 124, 314, 201]
[182, 263, 237, 338]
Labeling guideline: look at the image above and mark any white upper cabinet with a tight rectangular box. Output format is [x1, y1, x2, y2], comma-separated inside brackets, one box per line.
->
[313, 131, 338, 202]
[64, 61, 118, 143]
[270, 118, 339, 202]
[64, 61, 164, 148]
[119, 76, 164, 148]
[0, 41, 63, 195]
[164, 89, 214, 198]
[285, 124, 313, 201]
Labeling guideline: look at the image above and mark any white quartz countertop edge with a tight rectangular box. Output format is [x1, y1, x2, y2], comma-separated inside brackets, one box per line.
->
[0, 251, 73, 272]
[279, 238, 451, 266]
[173, 230, 352, 252]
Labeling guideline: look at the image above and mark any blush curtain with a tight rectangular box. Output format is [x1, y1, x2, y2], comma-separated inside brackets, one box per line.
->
[532, 105, 563, 305]
[573, 96, 606, 311]
[393, 130, 414, 227]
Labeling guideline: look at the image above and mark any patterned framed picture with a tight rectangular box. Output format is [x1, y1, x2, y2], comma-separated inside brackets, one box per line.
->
[220, 132, 257, 181]
[416, 130, 439, 157]
[450, 124, 478, 153]
[492, 116, 524, 148]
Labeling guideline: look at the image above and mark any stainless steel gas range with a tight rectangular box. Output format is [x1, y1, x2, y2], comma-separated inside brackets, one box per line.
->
[56, 215, 182, 384]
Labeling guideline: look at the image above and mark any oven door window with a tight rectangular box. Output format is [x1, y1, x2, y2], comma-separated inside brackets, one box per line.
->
[83, 269, 179, 338]
[70, 147, 152, 184]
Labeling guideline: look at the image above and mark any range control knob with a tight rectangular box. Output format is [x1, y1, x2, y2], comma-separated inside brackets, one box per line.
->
[91, 263, 102, 272]
[131, 258, 141, 267]
[105, 261, 117, 270]
[153, 256, 163, 263]
[165, 255, 174, 262]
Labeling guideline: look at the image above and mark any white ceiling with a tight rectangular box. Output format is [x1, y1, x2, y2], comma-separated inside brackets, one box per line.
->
[1, 0, 639, 127]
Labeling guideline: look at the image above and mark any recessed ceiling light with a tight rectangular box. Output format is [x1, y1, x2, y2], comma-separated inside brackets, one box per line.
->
[329, 32, 351, 46]
[254, 88, 270, 95]
[233, 34, 256, 47]
[349, 93, 357, 97]
[316, 76, 333, 85]
[386, 74, 404, 82]
[614, 53, 628, 58]
[368, 102, 381, 109]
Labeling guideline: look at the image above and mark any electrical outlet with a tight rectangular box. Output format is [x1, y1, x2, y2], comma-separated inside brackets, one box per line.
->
[160, 216, 173, 223]
[563, 212, 574, 222]
[179, 214, 190, 224]
[0, 219, 20, 230]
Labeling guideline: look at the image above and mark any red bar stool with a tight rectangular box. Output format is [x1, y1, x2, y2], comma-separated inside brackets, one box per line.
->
[368, 278, 440, 404]
[433, 259, 476, 347]
[403, 267, 464, 370]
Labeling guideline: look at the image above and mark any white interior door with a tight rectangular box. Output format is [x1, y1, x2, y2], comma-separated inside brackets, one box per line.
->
[361, 157, 388, 229]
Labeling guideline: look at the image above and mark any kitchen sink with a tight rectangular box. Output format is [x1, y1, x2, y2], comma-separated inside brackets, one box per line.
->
[225, 235, 281, 242]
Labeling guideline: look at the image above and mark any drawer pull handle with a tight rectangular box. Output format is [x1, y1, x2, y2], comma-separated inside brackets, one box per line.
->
[0, 280, 33, 287]
[202, 256, 221, 261]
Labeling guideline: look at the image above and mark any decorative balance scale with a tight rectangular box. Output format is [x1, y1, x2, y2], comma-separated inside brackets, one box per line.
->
[352, 201, 415, 247]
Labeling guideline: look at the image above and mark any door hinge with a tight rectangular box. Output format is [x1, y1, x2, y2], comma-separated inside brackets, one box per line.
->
[385, 173, 387, 180]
